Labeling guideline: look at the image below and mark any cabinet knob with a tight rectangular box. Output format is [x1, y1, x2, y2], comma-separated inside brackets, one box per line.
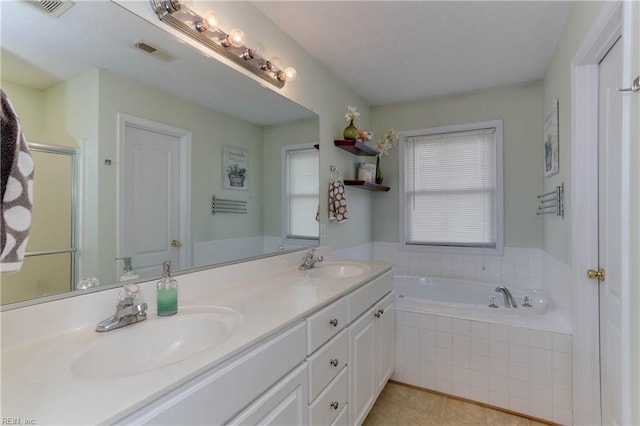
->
[330, 358, 339, 367]
[330, 401, 339, 410]
[378, 308, 385, 315]
[329, 318, 339, 327]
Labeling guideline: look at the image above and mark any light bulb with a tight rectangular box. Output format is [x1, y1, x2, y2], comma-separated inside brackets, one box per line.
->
[283, 66, 297, 82]
[227, 28, 246, 47]
[269, 56, 283, 70]
[203, 11, 220, 29]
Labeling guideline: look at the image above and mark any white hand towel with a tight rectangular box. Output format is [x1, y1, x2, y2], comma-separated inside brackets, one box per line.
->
[1, 90, 34, 273]
[328, 179, 348, 223]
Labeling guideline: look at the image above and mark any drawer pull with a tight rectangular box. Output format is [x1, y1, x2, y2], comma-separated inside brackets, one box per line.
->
[329, 358, 339, 367]
[330, 401, 340, 410]
[329, 318, 339, 327]
[374, 311, 381, 318]
[378, 308, 385, 316]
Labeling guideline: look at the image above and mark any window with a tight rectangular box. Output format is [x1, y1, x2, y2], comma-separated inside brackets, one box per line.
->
[283, 145, 319, 240]
[400, 120, 503, 254]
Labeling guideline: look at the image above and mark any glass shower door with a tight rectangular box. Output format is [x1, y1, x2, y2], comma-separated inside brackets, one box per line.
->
[0, 143, 78, 305]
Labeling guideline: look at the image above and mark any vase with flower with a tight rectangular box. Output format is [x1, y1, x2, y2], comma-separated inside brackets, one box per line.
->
[343, 106, 360, 140]
[374, 129, 399, 184]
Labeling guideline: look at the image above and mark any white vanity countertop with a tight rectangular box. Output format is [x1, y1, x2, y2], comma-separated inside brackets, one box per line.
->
[0, 250, 393, 425]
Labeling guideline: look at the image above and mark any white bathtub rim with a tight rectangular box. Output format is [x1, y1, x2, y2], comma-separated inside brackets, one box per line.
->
[394, 274, 571, 334]
[395, 299, 572, 335]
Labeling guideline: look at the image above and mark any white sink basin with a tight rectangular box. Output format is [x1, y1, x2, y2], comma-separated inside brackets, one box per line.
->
[71, 306, 243, 380]
[305, 262, 372, 279]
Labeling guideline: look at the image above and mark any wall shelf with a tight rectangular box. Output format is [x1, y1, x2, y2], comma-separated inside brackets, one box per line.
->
[343, 180, 390, 192]
[334, 140, 378, 156]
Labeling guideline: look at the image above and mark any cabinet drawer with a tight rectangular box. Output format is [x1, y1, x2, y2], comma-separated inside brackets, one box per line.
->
[348, 271, 393, 322]
[306, 297, 348, 354]
[308, 328, 349, 401]
[226, 363, 308, 425]
[309, 366, 348, 426]
[117, 322, 306, 425]
[331, 403, 349, 426]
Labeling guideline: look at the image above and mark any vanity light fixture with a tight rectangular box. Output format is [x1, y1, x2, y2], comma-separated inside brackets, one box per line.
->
[150, 0, 297, 88]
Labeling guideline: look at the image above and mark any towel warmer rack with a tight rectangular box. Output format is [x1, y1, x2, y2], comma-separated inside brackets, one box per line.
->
[536, 182, 564, 218]
[212, 195, 247, 215]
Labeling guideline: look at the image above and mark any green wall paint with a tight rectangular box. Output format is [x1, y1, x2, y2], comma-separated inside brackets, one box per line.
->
[371, 82, 544, 249]
[541, 1, 606, 265]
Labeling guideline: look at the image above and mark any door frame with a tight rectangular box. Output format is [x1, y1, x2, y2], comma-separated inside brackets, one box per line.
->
[116, 113, 192, 272]
[571, 2, 627, 424]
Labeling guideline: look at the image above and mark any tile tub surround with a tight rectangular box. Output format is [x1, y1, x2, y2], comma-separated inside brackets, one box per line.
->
[393, 309, 573, 425]
[333, 243, 572, 332]
[0, 248, 393, 424]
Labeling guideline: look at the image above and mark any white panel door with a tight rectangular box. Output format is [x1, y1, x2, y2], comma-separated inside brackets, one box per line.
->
[598, 38, 626, 426]
[121, 123, 181, 277]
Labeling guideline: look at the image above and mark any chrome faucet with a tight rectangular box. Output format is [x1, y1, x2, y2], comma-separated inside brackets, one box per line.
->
[299, 248, 323, 270]
[96, 284, 148, 332]
[495, 285, 518, 308]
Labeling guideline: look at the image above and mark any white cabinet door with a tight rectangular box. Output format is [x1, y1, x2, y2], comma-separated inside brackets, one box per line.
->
[349, 293, 395, 426]
[375, 298, 395, 393]
[349, 307, 376, 426]
[227, 363, 308, 426]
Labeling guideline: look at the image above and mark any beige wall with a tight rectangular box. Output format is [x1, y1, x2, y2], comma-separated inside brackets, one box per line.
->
[370, 82, 544, 248]
[1, 80, 46, 142]
[541, 1, 607, 265]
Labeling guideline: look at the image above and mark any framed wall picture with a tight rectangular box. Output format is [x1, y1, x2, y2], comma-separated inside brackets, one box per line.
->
[223, 145, 249, 190]
[544, 99, 559, 177]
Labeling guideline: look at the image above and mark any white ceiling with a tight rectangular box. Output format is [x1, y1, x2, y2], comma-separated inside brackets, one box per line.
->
[254, 1, 572, 106]
[0, 1, 572, 118]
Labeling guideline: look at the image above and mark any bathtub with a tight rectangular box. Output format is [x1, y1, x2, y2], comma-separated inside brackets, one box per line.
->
[395, 275, 548, 314]
[392, 275, 573, 424]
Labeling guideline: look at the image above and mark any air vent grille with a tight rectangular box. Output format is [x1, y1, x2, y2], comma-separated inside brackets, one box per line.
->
[23, 0, 75, 18]
[132, 41, 178, 63]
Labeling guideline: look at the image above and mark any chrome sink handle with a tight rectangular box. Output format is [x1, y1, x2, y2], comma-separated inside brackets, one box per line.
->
[96, 284, 148, 332]
[299, 248, 324, 270]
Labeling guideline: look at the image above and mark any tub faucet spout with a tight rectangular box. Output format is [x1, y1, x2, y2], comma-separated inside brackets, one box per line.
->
[495, 285, 518, 308]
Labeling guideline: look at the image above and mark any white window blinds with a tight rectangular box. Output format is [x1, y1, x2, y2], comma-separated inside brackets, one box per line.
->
[403, 126, 499, 248]
[286, 148, 319, 239]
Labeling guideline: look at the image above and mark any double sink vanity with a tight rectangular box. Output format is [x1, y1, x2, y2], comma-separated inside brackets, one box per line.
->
[1, 248, 394, 425]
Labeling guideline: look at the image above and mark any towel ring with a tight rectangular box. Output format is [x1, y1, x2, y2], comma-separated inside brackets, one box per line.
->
[329, 165, 341, 181]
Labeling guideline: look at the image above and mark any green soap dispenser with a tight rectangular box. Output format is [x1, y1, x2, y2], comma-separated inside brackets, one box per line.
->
[157, 261, 178, 316]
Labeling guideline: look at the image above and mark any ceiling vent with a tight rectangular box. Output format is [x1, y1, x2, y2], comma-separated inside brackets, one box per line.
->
[22, 0, 75, 18]
[132, 41, 178, 63]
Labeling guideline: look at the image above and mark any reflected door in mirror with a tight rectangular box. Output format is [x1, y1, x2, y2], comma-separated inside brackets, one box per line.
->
[119, 117, 188, 278]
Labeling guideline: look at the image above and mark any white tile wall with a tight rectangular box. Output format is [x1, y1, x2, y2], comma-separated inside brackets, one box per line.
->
[393, 309, 573, 424]
[371, 243, 543, 289]
[332, 241, 574, 423]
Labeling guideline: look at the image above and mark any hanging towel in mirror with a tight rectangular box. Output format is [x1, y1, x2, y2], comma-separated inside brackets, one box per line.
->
[328, 179, 348, 223]
[1, 89, 34, 273]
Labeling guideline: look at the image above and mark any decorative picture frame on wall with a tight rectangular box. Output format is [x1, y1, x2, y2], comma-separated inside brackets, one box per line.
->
[222, 145, 249, 190]
[544, 99, 559, 177]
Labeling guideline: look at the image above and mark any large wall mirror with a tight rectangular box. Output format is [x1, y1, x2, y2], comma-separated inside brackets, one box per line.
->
[0, 1, 319, 306]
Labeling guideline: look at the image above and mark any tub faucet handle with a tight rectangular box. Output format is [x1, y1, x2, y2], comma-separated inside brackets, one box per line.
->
[488, 295, 499, 308]
[522, 295, 533, 308]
